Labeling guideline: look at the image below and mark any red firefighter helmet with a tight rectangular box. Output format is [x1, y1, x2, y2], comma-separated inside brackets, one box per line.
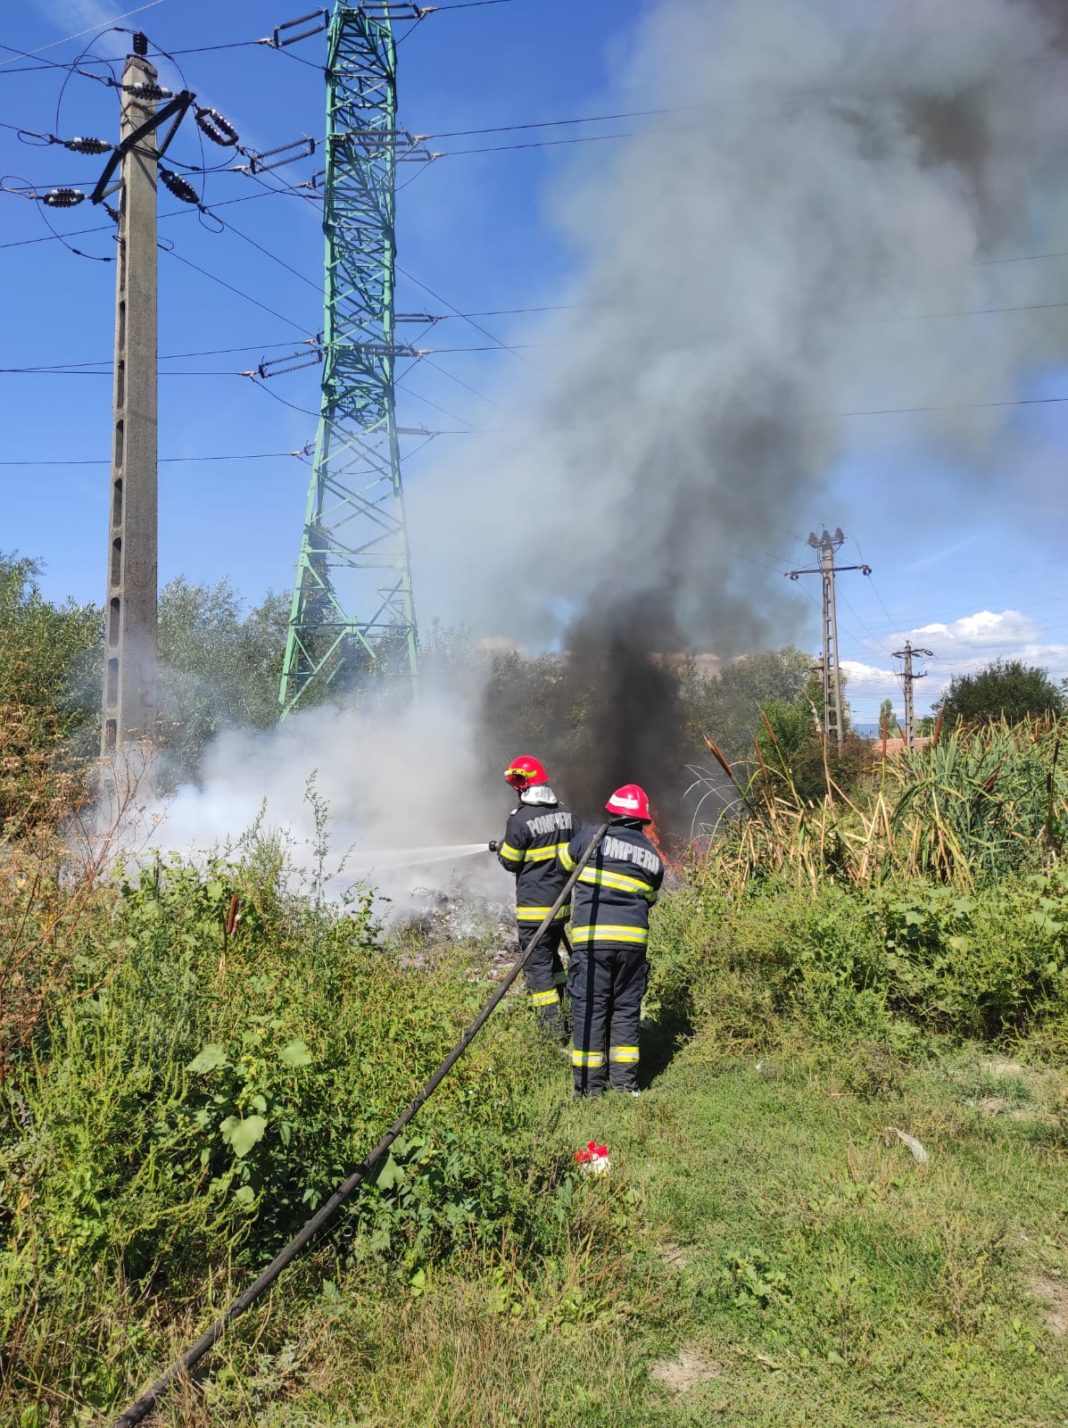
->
[605, 783, 652, 822]
[504, 755, 550, 790]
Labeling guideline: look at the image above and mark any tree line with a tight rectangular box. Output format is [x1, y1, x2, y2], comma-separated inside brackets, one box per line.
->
[1, 551, 1064, 832]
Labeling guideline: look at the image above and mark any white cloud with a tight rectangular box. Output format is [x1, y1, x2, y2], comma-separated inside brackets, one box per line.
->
[845, 608, 1068, 721]
[840, 657, 899, 691]
[895, 611, 1068, 682]
[908, 609, 1039, 651]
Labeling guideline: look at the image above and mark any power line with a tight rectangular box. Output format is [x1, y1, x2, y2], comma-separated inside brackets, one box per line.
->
[0, 41, 112, 82]
[422, 106, 681, 140]
[270, 46, 325, 74]
[206, 206, 322, 292]
[425, 0, 516, 9]
[419, 354, 503, 409]
[0, 449, 309, 466]
[396, 379, 474, 429]
[0, 187, 293, 251]
[160, 241, 317, 336]
[849, 535, 900, 637]
[0, 1, 164, 68]
[0, 367, 246, 377]
[0, 339, 311, 372]
[436, 129, 643, 157]
[837, 394, 1068, 417]
[867, 295, 1068, 322]
[160, 41, 264, 56]
[397, 262, 532, 365]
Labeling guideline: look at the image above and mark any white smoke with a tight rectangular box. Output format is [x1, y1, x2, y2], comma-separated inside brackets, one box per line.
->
[409, 0, 1068, 647]
[143, 683, 517, 923]
[146, 0, 1068, 892]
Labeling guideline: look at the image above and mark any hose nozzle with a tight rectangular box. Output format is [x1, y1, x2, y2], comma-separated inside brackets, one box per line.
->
[487, 839, 498, 853]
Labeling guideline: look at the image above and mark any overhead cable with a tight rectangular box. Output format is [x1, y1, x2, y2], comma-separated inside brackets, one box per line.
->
[0, 448, 313, 466]
[434, 129, 643, 156]
[160, 241, 317, 336]
[397, 262, 533, 366]
[0, 42, 113, 81]
[0, 1, 164, 68]
[422, 106, 681, 140]
[0, 339, 315, 371]
[0, 187, 292, 251]
[422, 0, 516, 10]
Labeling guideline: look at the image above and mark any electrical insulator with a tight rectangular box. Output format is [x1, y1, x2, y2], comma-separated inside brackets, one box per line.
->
[270, 9, 329, 49]
[123, 81, 172, 101]
[195, 107, 240, 147]
[247, 136, 317, 173]
[40, 188, 86, 208]
[159, 168, 200, 205]
[132, 31, 149, 56]
[63, 136, 112, 155]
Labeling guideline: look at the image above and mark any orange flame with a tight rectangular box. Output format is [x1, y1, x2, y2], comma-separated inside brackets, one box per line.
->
[646, 812, 673, 870]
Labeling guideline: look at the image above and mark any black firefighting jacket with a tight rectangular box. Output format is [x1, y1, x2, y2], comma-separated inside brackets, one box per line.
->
[560, 817, 663, 951]
[498, 788, 575, 924]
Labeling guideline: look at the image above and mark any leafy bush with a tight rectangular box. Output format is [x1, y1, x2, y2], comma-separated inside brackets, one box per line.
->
[873, 872, 1068, 1038]
[0, 554, 100, 834]
[651, 865, 1068, 1054]
[0, 851, 576, 1415]
[939, 658, 1065, 725]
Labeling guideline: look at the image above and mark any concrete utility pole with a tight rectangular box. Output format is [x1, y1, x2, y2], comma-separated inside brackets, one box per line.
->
[787, 527, 871, 747]
[892, 639, 934, 749]
[100, 37, 158, 802]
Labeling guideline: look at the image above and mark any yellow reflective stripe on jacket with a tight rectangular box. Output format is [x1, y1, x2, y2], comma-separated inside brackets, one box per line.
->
[559, 844, 576, 872]
[571, 1049, 605, 1067]
[570, 924, 649, 946]
[531, 988, 560, 1007]
[499, 841, 524, 865]
[609, 1045, 640, 1063]
[576, 866, 657, 900]
[523, 841, 571, 863]
[516, 904, 570, 923]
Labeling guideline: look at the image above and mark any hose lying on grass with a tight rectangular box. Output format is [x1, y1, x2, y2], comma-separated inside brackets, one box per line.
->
[112, 822, 609, 1427]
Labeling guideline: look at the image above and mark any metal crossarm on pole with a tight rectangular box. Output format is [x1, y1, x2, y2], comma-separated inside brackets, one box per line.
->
[892, 639, 934, 748]
[279, 2, 419, 717]
[787, 526, 871, 747]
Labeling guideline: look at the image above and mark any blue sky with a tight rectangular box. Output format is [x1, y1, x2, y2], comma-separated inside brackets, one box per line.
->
[2, 0, 1067, 723]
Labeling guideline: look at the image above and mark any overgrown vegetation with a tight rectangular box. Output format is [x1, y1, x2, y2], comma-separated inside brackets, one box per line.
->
[1, 553, 1065, 1423]
[2, 707, 1066, 1423]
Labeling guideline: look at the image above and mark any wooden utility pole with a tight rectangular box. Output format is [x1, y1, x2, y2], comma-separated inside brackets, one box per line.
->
[100, 37, 158, 805]
[787, 527, 870, 747]
[892, 639, 933, 749]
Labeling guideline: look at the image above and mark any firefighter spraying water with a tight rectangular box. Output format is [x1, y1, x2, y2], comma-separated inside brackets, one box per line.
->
[489, 755, 575, 1043]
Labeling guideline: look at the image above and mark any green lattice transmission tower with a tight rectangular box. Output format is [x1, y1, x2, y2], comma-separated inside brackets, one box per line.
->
[279, 2, 420, 716]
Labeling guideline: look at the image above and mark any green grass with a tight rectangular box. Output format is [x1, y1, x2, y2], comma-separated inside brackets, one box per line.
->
[128, 1031, 1068, 1428]
[4, 853, 1068, 1426]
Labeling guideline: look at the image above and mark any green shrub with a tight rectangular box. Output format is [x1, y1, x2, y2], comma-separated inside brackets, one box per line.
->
[650, 866, 1068, 1054]
[0, 852, 575, 1415]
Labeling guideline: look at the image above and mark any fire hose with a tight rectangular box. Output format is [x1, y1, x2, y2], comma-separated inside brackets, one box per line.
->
[111, 822, 609, 1427]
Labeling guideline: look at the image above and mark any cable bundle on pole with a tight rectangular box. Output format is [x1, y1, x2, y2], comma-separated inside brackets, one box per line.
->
[111, 823, 609, 1427]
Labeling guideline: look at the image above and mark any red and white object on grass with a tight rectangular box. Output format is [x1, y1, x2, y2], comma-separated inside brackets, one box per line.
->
[575, 1141, 611, 1175]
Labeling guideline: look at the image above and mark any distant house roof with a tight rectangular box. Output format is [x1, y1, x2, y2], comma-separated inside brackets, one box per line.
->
[876, 735, 931, 754]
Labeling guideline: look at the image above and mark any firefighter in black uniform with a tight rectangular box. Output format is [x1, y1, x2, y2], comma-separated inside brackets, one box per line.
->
[491, 755, 574, 1040]
[560, 783, 664, 1097]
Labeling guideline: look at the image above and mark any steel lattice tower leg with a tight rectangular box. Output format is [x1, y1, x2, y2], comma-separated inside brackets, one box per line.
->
[279, 3, 418, 716]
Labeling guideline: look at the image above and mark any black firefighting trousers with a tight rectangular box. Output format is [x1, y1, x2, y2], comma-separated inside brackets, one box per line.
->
[518, 921, 568, 1037]
[568, 943, 648, 1095]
